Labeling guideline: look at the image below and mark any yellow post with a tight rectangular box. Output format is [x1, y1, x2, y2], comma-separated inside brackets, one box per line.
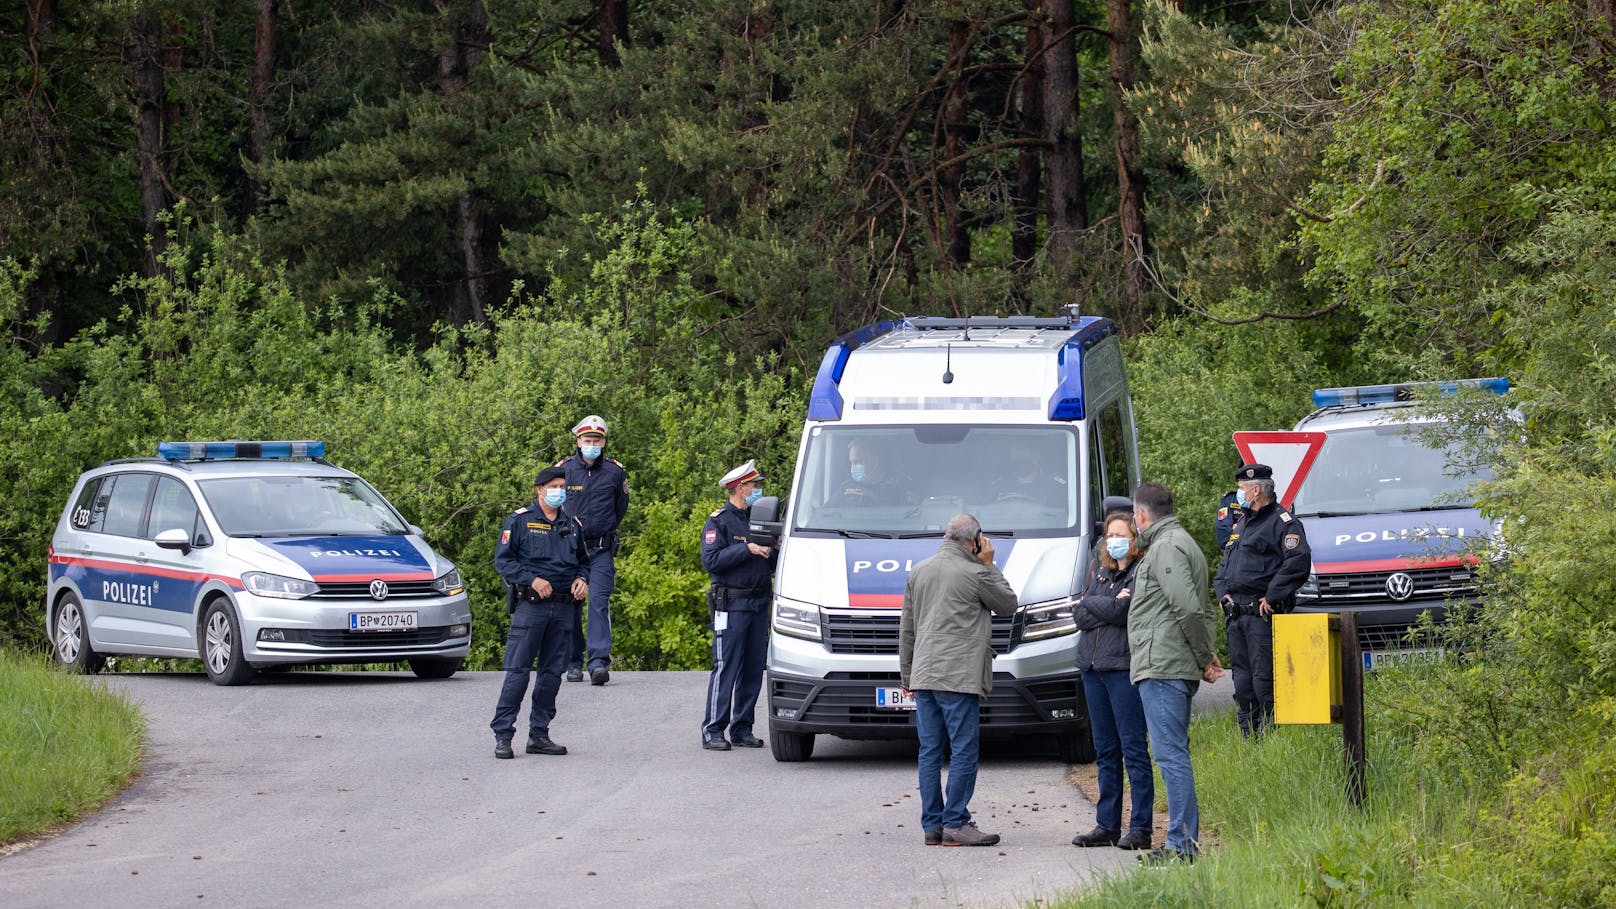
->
[1273, 613, 1340, 725]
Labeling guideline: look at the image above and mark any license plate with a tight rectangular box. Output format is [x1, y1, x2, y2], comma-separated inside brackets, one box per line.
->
[1363, 647, 1444, 670]
[875, 687, 916, 710]
[349, 610, 418, 632]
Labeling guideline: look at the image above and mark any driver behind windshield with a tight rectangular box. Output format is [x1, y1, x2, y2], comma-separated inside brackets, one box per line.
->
[994, 444, 1064, 501]
[835, 439, 911, 507]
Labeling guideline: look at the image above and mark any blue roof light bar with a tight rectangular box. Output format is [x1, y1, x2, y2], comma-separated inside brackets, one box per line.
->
[1048, 317, 1116, 421]
[158, 440, 327, 461]
[1311, 377, 1509, 408]
[807, 320, 902, 420]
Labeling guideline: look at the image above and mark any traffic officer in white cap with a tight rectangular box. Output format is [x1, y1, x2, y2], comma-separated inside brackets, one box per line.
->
[556, 414, 629, 685]
[699, 459, 775, 750]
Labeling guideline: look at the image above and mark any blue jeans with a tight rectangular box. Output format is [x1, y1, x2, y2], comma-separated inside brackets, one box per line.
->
[1081, 669, 1154, 834]
[570, 547, 617, 670]
[491, 599, 574, 740]
[1138, 677, 1200, 854]
[915, 690, 980, 832]
[701, 606, 769, 738]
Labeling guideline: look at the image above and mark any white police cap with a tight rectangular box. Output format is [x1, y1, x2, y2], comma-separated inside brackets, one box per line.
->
[720, 459, 762, 489]
[572, 414, 608, 437]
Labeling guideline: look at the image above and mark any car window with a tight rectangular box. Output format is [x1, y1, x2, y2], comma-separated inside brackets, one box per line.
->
[69, 476, 107, 531]
[99, 473, 157, 538]
[148, 476, 203, 542]
[197, 475, 409, 537]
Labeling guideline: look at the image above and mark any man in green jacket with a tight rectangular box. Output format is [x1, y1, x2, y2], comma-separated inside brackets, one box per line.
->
[899, 513, 1019, 847]
[1128, 483, 1224, 864]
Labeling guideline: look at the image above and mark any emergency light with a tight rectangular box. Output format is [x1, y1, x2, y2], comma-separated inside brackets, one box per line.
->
[1311, 377, 1509, 409]
[157, 440, 326, 461]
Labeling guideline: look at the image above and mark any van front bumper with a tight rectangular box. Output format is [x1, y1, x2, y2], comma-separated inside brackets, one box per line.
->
[766, 668, 1085, 741]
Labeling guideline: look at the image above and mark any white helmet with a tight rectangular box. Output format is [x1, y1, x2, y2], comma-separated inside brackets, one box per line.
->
[572, 414, 608, 437]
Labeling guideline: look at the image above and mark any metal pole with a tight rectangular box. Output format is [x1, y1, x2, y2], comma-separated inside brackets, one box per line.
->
[1339, 610, 1366, 808]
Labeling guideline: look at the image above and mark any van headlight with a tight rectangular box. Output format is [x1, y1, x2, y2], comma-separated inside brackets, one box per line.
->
[242, 572, 318, 599]
[1296, 572, 1319, 602]
[432, 567, 465, 596]
[1021, 596, 1077, 641]
[773, 598, 822, 641]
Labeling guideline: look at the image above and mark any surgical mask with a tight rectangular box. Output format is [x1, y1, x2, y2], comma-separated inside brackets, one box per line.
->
[745, 488, 763, 507]
[580, 445, 603, 460]
[1236, 487, 1249, 509]
[543, 487, 567, 508]
[850, 464, 867, 483]
[1105, 537, 1132, 560]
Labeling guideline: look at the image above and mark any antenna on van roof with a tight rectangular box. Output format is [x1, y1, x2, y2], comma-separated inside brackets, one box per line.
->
[942, 343, 954, 384]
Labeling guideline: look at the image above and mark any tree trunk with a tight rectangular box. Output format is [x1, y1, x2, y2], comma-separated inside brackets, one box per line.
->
[1107, 0, 1148, 330]
[126, 6, 169, 278]
[940, 19, 971, 267]
[597, 0, 629, 69]
[26, 0, 55, 41]
[1014, 1, 1044, 268]
[245, 0, 278, 215]
[440, 0, 491, 326]
[1042, 0, 1086, 286]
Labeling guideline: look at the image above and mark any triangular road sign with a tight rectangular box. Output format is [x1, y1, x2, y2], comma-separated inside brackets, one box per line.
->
[1233, 431, 1328, 508]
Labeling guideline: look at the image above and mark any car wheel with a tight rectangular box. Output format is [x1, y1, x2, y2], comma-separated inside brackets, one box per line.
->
[1056, 728, 1097, 764]
[54, 593, 106, 675]
[408, 657, 462, 680]
[201, 601, 256, 686]
[770, 728, 815, 762]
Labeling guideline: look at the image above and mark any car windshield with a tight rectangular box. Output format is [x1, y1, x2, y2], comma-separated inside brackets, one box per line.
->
[791, 424, 1079, 536]
[197, 475, 409, 537]
[1291, 425, 1493, 517]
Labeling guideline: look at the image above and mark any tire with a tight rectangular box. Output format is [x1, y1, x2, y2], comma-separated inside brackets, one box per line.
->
[770, 728, 815, 762]
[201, 600, 256, 686]
[1056, 728, 1097, 764]
[53, 592, 106, 675]
[409, 657, 463, 680]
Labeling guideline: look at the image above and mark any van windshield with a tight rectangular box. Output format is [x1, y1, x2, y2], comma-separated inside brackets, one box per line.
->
[198, 476, 410, 537]
[791, 425, 1079, 535]
[1290, 425, 1493, 517]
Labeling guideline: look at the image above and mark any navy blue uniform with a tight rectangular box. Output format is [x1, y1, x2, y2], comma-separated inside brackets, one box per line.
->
[490, 503, 587, 742]
[1214, 490, 1239, 550]
[700, 501, 776, 741]
[1213, 501, 1311, 738]
[558, 451, 629, 672]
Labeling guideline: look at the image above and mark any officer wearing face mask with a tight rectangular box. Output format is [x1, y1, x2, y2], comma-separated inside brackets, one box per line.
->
[556, 414, 629, 686]
[700, 459, 777, 751]
[836, 439, 909, 507]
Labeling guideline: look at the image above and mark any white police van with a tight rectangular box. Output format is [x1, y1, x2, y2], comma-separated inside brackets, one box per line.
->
[1288, 379, 1506, 668]
[46, 441, 473, 685]
[755, 314, 1139, 762]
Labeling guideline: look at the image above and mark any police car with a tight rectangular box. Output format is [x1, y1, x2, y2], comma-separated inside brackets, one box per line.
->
[45, 441, 473, 685]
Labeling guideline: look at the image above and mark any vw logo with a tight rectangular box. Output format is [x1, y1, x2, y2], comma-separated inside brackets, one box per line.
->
[369, 579, 389, 601]
[1385, 572, 1415, 601]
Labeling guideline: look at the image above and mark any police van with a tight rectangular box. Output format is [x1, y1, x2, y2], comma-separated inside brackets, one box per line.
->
[46, 441, 473, 685]
[1287, 379, 1506, 668]
[754, 314, 1139, 762]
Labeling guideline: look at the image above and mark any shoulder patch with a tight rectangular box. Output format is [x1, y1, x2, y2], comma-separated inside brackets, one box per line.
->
[1280, 511, 1294, 523]
[710, 508, 724, 518]
[1284, 533, 1301, 550]
[500, 529, 511, 545]
[704, 528, 718, 545]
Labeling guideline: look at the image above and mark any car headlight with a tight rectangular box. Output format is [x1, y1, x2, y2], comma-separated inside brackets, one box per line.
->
[433, 567, 465, 596]
[1021, 596, 1077, 641]
[242, 571, 318, 599]
[773, 598, 822, 641]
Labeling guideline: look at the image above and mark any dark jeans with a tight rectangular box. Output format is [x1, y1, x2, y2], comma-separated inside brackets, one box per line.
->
[1081, 669, 1154, 834]
[570, 547, 617, 670]
[490, 599, 574, 740]
[701, 606, 768, 738]
[915, 689, 980, 832]
[1226, 613, 1275, 737]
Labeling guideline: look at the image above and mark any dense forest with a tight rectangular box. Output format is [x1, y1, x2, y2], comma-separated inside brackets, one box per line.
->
[4, 0, 1616, 901]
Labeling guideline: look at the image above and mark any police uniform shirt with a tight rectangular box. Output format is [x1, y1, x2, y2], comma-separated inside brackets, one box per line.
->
[1214, 490, 1240, 550]
[700, 501, 775, 608]
[495, 503, 588, 592]
[1214, 501, 1312, 605]
[558, 451, 629, 540]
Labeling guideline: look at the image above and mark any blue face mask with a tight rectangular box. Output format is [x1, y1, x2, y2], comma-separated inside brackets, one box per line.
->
[1236, 487, 1249, 509]
[745, 488, 763, 507]
[850, 464, 867, 483]
[580, 445, 603, 461]
[543, 487, 567, 508]
[1105, 537, 1132, 560]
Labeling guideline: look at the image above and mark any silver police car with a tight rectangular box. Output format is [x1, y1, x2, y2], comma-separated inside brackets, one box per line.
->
[46, 441, 472, 685]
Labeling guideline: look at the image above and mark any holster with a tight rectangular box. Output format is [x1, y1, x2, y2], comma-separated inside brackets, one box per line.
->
[707, 585, 729, 612]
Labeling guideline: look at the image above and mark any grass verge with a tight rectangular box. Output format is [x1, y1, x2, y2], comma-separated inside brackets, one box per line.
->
[0, 649, 145, 845]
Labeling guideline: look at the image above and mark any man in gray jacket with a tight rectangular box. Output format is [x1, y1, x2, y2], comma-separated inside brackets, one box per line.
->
[899, 514, 1019, 847]
[1129, 483, 1223, 864]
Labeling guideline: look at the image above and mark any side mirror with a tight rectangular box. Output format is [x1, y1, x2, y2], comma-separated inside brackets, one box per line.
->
[154, 527, 193, 555]
[749, 495, 785, 548]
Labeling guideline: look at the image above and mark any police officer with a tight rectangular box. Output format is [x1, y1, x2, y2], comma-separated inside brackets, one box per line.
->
[836, 439, 909, 507]
[1214, 453, 1243, 550]
[1213, 463, 1311, 739]
[557, 414, 629, 685]
[700, 459, 776, 751]
[490, 466, 589, 759]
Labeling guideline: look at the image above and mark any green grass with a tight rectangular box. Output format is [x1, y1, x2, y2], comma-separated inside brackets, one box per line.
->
[0, 649, 145, 843]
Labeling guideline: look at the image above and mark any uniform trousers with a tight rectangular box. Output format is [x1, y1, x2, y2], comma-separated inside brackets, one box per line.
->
[569, 546, 616, 670]
[491, 599, 574, 740]
[701, 604, 768, 739]
[1226, 612, 1275, 737]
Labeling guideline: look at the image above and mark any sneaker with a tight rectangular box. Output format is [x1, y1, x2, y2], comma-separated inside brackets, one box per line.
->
[1071, 826, 1120, 848]
[942, 822, 1000, 847]
[566, 667, 584, 683]
[525, 734, 567, 755]
[1116, 829, 1153, 851]
[1139, 846, 1194, 866]
[494, 739, 514, 760]
[590, 666, 610, 686]
[924, 829, 943, 846]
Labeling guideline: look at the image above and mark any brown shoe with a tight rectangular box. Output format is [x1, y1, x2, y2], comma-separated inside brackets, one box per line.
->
[942, 822, 1000, 846]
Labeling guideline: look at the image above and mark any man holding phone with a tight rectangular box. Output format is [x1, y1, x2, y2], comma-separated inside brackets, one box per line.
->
[899, 514, 1019, 846]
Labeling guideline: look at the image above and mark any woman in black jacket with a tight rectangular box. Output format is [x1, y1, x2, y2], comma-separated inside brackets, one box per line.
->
[1070, 513, 1154, 850]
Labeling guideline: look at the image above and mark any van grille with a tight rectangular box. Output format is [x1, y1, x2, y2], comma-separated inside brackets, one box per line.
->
[821, 611, 1018, 655]
[1306, 565, 1475, 603]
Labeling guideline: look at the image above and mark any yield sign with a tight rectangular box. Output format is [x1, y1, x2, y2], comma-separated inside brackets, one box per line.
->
[1233, 431, 1328, 508]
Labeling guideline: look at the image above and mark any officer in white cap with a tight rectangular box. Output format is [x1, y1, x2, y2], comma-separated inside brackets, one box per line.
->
[699, 459, 775, 750]
[556, 414, 629, 685]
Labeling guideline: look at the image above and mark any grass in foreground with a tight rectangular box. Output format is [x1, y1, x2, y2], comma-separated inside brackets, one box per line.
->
[0, 649, 145, 843]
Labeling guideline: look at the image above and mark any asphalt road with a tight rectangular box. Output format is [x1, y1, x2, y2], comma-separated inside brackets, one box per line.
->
[0, 670, 1232, 909]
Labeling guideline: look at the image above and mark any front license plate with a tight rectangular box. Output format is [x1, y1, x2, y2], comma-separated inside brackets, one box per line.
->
[875, 687, 916, 710]
[1363, 647, 1445, 670]
[349, 610, 418, 632]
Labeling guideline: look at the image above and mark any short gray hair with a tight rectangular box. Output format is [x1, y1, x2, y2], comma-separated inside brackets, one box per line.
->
[944, 513, 981, 544]
[1254, 478, 1276, 501]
